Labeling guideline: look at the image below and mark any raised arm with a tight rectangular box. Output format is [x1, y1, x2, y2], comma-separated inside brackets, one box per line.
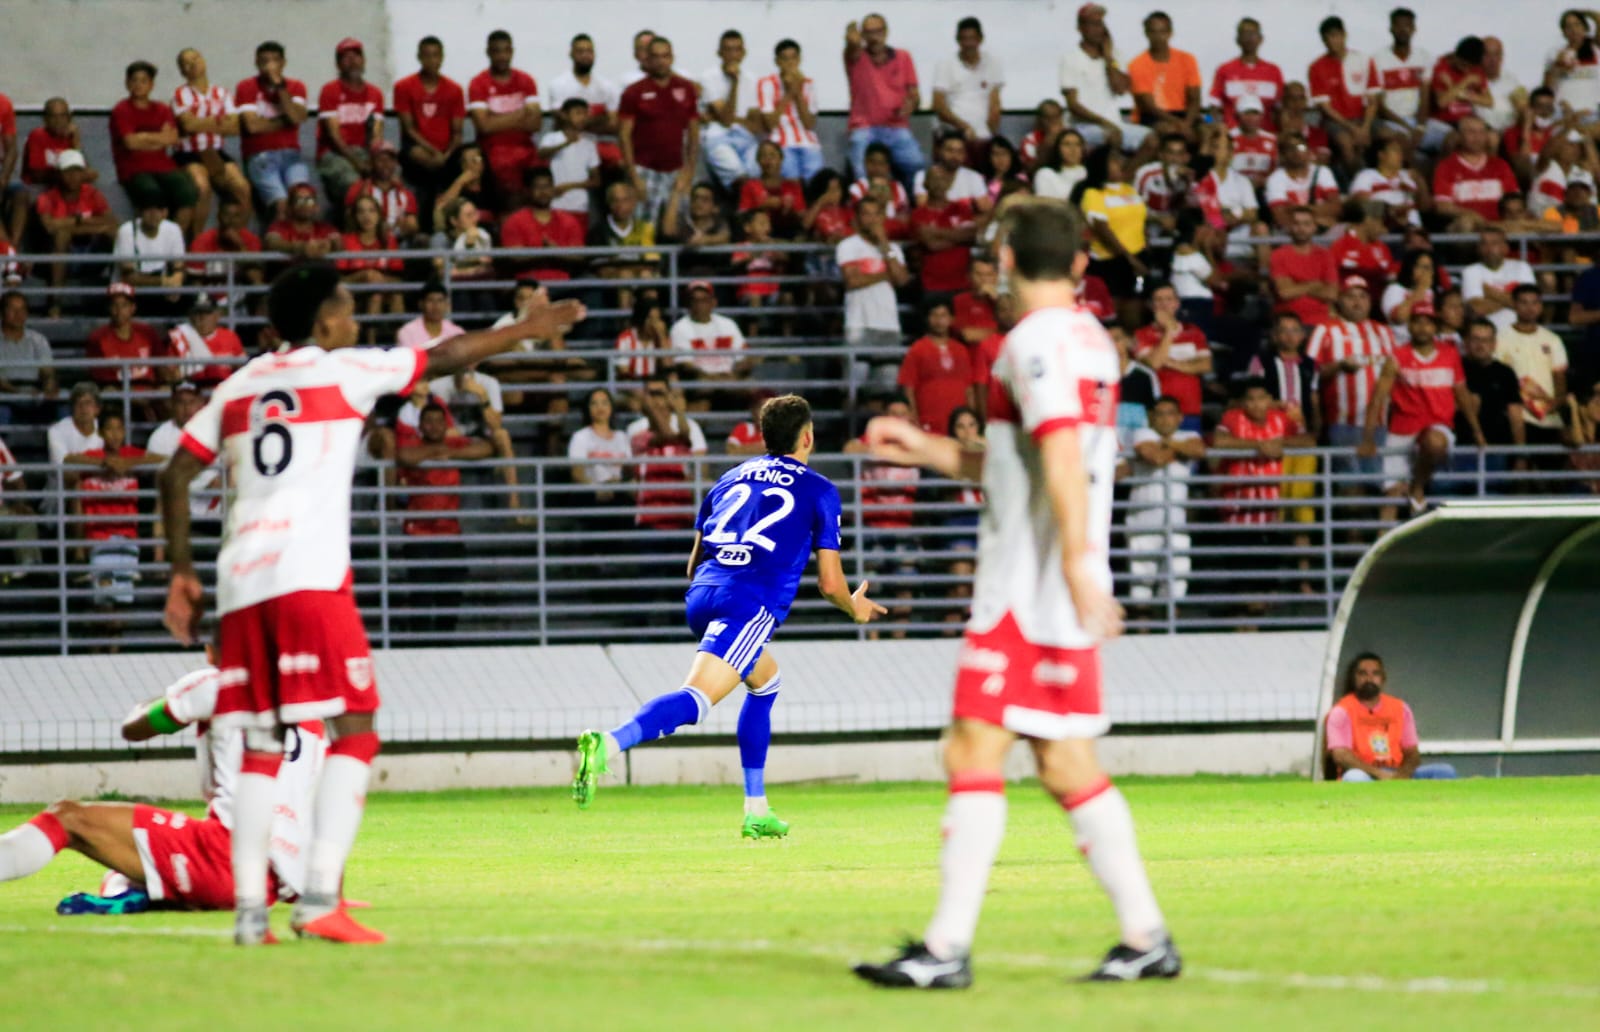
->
[424, 291, 585, 379]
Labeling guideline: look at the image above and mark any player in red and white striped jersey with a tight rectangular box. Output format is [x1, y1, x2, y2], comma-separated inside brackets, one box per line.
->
[0, 661, 326, 917]
[756, 39, 824, 182]
[159, 263, 583, 945]
[854, 198, 1180, 988]
[1362, 310, 1485, 514]
[174, 48, 253, 234]
[1215, 379, 1314, 525]
[612, 296, 669, 379]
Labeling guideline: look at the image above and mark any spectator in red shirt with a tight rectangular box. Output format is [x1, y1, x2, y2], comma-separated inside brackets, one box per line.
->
[87, 284, 167, 390]
[844, 15, 924, 185]
[739, 140, 806, 239]
[910, 165, 978, 296]
[951, 254, 999, 347]
[499, 167, 587, 282]
[1276, 81, 1333, 166]
[1134, 283, 1212, 431]
[1433, 115, 1521, 231]
[619, 36, 701, 221]
[0, 89, 15, 227]
[1307, 16, 1379, 177]
[898, 300, 975, 433]
[1270, 206, 1339, 326]
[265, 182, 339, 261]
[1363, 310, 1485, 516]
[339, 194, 404, 343]
[235, 40, 311, 223]
[344, 141, 420, 241]
[627, 374, 709, 532]
[393, 35, 465, 232]
[397, 401, 495, 637]
[77, 410, 151, 615]
[111, 61, 198, 239]
[1215, 377, 1315, 526]
[1329, 199, 1399, 296]
[188, 198, 264, 293]
[8, 97, 84, 247]
[468, 30, 543, 202]
[168, 294, 245, 385]
[1210, 17, 1284, 128]
[316, 38, 385, 206]
[803, 168, 854, 246]
[33, 150, 116, 310]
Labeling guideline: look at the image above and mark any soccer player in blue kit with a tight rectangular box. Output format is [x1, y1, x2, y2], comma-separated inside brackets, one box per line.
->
[573, 394, 885, 836]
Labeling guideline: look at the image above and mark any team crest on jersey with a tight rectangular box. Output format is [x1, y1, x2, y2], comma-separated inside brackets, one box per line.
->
[716, 545, 753, 566]
[346, 657, 375, 692]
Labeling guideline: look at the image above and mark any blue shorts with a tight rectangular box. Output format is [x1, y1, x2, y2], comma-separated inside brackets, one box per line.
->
[685, 584, 777, 679]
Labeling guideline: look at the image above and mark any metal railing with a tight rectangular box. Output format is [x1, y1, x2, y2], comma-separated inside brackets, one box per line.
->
[0, 446, 1595, 654]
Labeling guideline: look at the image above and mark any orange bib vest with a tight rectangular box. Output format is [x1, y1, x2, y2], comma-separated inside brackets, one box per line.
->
[1336, 693, 1407, 770]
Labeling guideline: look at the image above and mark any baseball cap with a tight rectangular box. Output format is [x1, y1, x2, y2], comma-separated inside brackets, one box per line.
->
[1340, 275, 1370, 293]
[57, 149, 87, 170]
[336, 37, 364, 57]
[107, 282, 135, 299]
[686, 280, 714, 296]
[1235, 95, 1265, 115]
[1570, 168, 1596, 191]
[171, 379, 200, 396]
[370, 137, 397, 155]
[190, 293, 220, 314]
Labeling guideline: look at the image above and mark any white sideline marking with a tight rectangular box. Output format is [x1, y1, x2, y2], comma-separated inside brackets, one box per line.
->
[3, 924, 1595, 1000]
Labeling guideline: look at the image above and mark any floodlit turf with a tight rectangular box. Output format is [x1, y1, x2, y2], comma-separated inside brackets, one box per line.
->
[1, 776, 1597, 1031]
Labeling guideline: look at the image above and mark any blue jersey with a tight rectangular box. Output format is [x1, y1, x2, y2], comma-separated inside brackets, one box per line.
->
[691, 455, 842, 622]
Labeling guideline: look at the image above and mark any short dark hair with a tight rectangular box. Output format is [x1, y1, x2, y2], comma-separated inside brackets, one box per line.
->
[649, 35, 673, 51]
[760, 394, 812, 455]
[126, 60, 157, 80]
[1320, 16, 1345, 37]
[720, 29, 743, 44]
[1236, 376, 1271, 398]
[923, 297, 953, 318]
[1275, 311, 1306, 329]
[561, 97, 589, 114]
[864, 142, 892, 163]
[1342, 651, 1384, 696]
[999, 198, 1083, 281]
[1511, 283, 1543, 302]
[487, 29, 512, 46]
[418, 280, 448, 303]
[1531, 86, 1555, 102]
[634, 29, 655, 44]
[1455, 36, 1486, 64]
[525, 165, 555, 185]
[267, 262, 344, 343]
[418, 36, 443, 52]
[420, 401, 448, 420]
[1466, 316, 1499, 337]
[946, 405, 982, 437]
[1, 289, 25, 311]
[1150, 394, 1183, 411]
[957, 16, 983, 36]
[256, 41, 285, 59]
[99, 410, 125, 429]
[571, 33, 592, 46]
[1144, 10, 1171, 29]
[1288, 204, 1316, 220]
[775, 38, 801, 58]
[1390, 7, 1417, 21]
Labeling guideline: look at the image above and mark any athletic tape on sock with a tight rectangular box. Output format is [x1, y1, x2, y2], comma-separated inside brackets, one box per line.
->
[949, 771, 1006, 795]
[28, 813, 69, 853]
[1060, 775, 1113, 811]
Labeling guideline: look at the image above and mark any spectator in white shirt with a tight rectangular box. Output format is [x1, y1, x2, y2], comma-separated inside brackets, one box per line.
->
[837, 196, 909, 354]
[145, 380, 222, 543]
[45, 382, 104, 514]
[700, 29, 762, 190]
[757, 39, 824, 182]
[568, 386, 635, 528]
[1032, 128, 1088, 201]
[1475, 36, 1527, 132]
[669, 281, 752, 406]
[932, 17, 1004, 162]
[429, 361, 525, 512]
[1059, 2, 1152, 154]
[548, 33, 621, 138]
[1461, 228, 1536, 332]
[1128, 396, 1205, 601]
[538, 98, 601, 215]
[114, 201, 186, 311]
[912, 133, 992, 208]
[1373, 8, 1434, 148]
[397, 281, 466, 350]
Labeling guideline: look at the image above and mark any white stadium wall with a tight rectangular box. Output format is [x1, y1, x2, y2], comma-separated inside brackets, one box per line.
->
[0, 0, 1569, 108]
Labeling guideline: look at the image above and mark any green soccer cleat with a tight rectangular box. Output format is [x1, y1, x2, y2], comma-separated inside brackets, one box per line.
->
[572, 730, 610, 809]
[741, 812, 790, 840]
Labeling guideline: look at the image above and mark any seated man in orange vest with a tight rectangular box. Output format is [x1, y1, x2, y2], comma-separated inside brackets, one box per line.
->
[1324, 652, 1458, 782]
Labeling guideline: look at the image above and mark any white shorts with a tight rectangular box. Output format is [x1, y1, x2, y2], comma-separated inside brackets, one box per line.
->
[1384, 424, 1454, 489]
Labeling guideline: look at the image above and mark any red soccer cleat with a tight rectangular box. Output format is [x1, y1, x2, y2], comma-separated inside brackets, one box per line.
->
[292, 907, 386, 944]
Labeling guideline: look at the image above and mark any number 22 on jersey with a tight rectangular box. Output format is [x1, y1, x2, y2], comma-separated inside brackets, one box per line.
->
[703, 484, 795, 566]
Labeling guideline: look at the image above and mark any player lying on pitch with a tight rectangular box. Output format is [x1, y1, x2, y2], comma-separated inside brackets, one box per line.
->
[852, 197, 1181, 988]
[0, 662, 325, 927]
[573, 394, 885, 837]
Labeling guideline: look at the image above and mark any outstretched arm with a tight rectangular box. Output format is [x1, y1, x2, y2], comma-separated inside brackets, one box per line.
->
[863, 416, 985, 482]
[424, 290, 586, 379]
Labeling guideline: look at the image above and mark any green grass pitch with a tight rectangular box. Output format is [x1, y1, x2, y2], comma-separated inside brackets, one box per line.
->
[1, 776, 1597, 1031]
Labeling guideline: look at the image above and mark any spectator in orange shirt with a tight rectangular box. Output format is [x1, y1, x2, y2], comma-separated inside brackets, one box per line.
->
[396, 401, 494, 638]
[1325, 652, 1458, 781]
[1128, 12, 1203, 142]
[898, 299, 975, 434]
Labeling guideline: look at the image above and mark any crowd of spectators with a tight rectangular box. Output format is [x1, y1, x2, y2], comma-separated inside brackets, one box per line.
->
[3, 9, 1600, 636]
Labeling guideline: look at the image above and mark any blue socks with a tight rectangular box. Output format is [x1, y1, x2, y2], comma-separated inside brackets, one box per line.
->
[611, 687, 710, 752]
[738, 677, 782, 806]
